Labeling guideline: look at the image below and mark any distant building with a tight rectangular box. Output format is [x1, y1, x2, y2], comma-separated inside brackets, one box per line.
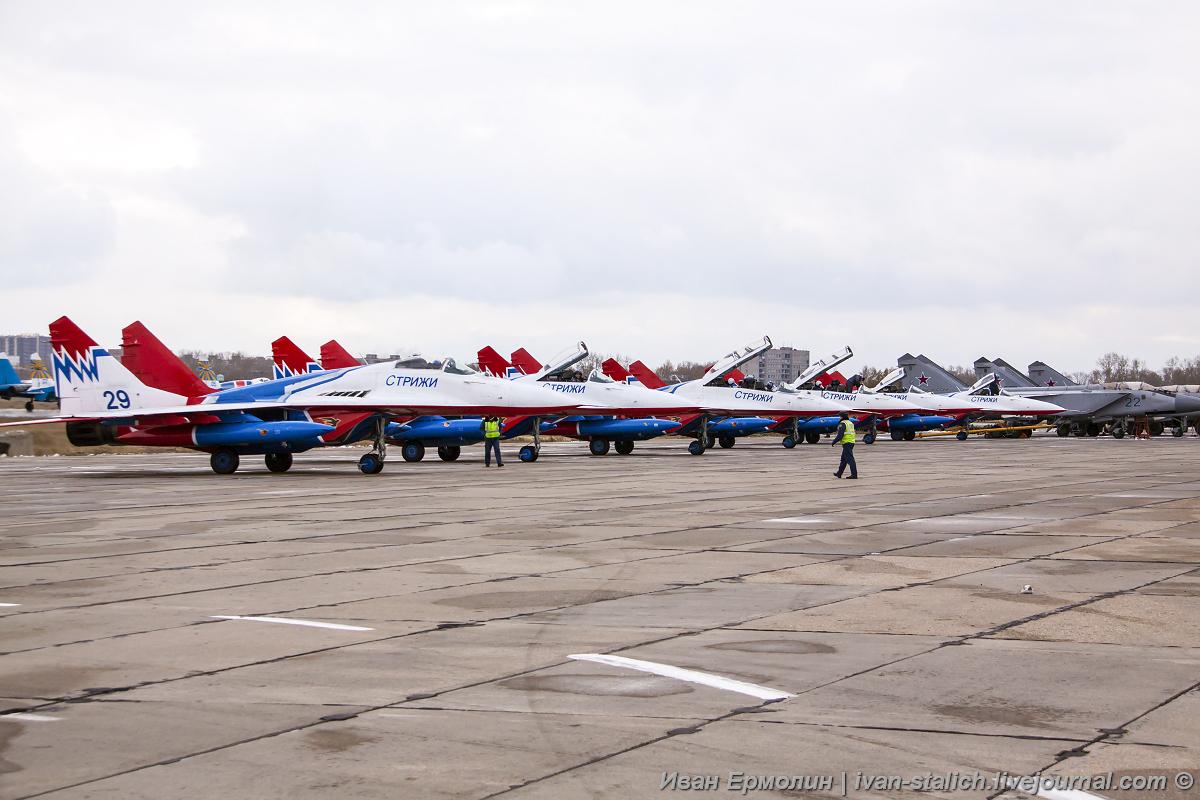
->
[364, 353, 402, 364]
[0, 334, 52, 366]
[744, 346, 810, 385]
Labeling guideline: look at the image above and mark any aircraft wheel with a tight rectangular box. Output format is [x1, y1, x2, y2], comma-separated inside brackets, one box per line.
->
[437, 445, 461, 462]
[358, 453, 384, 474]
[210, 449, 240, 475]
[863, 432, 876, 445]
[705, 435, 716, 449]
[1150, 421, 1164, 436]
[589, 438, 610, 456]
[889, 431, 902, 441]
[1073, 425, 1086, 437]
[781, 436, 796, 449]
[1019, 428, 1033, 439]
[0, 389, 11, 400]
[956, 430, 969, 441]
[1112, 425, 1125, 439]
[265, 452, 293, 473]
[614, 440, 635, 455]
[805, 432, 821, 444]
[903, 431, 916, 442]
[24, 400, 34, 412]
[1056, 424, 1070, 437]
[688, 440, 705, 456]
[519, 445, 538, 462]
[1086, 422, 1100, 437]
[1173, 424, 1185, 437]
[718, 435, 735, 449]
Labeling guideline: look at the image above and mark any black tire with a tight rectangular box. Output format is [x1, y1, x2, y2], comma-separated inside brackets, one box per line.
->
[210, 449, 240, 475]
[401, 442, 425, 462]
[1173, 424, 1185, 437]
[903, 430, 916, 442]
[718, 435, 735, 449]
[519, 445, 538, 462]
[0, 389, 12, 400]
[437, 445, 461, 462]
[358, 453, 384, 474]
[889, 431, 902, 441]
[265, 452, 293, 473]
[1150, 421, 1165, 436]
[1086, 422, 1101, 437]
[24, 400, 34, 412]
[863, 432, 876, 445]
[589, 438, 610, 456]
[781, 436, 796, 449]
[805, 431, 820, 444]
[1112, 426, 1125, 439]
[614, 440, 635, 455]
[956, 430, 968, 441]
[1056, 424, 1070, 437]
[688, 440, 705, 456]
[1073, 425, 1086, 437]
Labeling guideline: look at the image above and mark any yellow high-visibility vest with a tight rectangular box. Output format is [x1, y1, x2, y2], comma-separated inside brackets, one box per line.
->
[839, 420, 856, 444]
[483, 419, 502, 439]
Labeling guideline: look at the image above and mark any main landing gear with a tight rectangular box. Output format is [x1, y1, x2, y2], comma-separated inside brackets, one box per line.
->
[781, 419, 800, 450]
[401, 442, 425, 462]
[437, 445, 461, 461]
[688, 416, 710, 455]
[519, 417, 542, 462]
[265, 452, 293, 473]
[358, 417, 387, 474]
[210, 448, 240, 475]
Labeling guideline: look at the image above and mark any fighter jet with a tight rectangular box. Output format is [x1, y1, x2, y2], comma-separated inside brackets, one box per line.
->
[979, 358, 1193, 438]
[6, 317, 586, 475]
[0, 353, 56, 411]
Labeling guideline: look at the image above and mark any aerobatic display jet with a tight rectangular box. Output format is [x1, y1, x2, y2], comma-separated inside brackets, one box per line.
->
[0, 353, 56, 411]
[4, 317, 586, 475]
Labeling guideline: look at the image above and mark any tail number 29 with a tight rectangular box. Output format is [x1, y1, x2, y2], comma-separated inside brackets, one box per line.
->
[104, 390, 131, 409]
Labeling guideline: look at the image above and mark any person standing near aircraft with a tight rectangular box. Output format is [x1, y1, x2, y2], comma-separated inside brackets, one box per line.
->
[483, 416, 504, 467]
[832, 411, 858, 479]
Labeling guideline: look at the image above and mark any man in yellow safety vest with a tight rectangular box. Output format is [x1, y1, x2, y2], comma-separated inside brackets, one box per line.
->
[483, 416, 504, 468]
[832, 411, 858, 479]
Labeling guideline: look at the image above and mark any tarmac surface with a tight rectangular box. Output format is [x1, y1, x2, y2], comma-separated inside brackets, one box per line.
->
[1, 436, 1198, 799]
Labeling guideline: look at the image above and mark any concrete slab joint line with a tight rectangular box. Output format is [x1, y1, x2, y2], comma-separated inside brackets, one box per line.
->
[568, 653, 794, 700]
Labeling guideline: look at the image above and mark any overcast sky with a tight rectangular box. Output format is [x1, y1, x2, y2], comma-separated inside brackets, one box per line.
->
[1, 1, 1197, 373]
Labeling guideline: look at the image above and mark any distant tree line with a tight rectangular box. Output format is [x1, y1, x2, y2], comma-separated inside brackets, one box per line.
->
[177, 351, 274, 381]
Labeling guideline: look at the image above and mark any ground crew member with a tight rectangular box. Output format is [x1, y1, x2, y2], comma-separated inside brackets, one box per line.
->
[832, 411, 858, 479]
[483, 416, 504, 467]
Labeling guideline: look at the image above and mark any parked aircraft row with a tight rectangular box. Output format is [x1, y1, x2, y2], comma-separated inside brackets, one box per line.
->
[3, 317, 1108, 476]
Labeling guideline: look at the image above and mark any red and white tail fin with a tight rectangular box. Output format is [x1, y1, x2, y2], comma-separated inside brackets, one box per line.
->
[50, 316, 185, 416]
[509, 348, 541, 376]
[601, 358, 631, 382]
[121, 321, 213, 398]
[476, 346, 514, 378]
[627, 360, 667, 389]
[320, 340, 361, 370]
[271, 336, 322, 379]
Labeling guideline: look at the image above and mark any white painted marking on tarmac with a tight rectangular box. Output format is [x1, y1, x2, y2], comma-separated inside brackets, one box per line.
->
[568, 653, 793, 701]
[6, 713, 60, 721]
[0, 603, 20, 607]
[765, 517, 831, 524]
[210, 615, 373, 631]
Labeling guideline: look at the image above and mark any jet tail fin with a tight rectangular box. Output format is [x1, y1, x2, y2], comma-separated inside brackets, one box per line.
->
[1027, 361, 1078, 387]
[320, 340, 361, 370]
[0, 354, 21, 387]
[272, 336, 322, 379]
[50, 316, 184, 415]
[602, 358, 631, 382]
[121, 321, 213, 397]
[628, 360, 667, 389]
[897, 353, 967, 392]
[477, 346, 514, 378]
[510, 348, 542, 376]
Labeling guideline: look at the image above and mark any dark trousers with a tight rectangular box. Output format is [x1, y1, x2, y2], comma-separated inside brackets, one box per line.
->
[836, 443, 857, 477]
[484, 439, 502, 466]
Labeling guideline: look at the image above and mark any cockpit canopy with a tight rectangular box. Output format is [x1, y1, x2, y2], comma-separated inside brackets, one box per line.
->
[391, 355, 477, 375]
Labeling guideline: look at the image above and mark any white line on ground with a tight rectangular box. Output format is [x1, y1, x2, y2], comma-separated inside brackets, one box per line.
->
[0, 603, 20, 607]
[1033, 786, 1110, 800]
[568, 653, 794, 701]
[765, 517, 831, 524]
[210, 615, 373, 632]
[7, 713, 61, 722]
